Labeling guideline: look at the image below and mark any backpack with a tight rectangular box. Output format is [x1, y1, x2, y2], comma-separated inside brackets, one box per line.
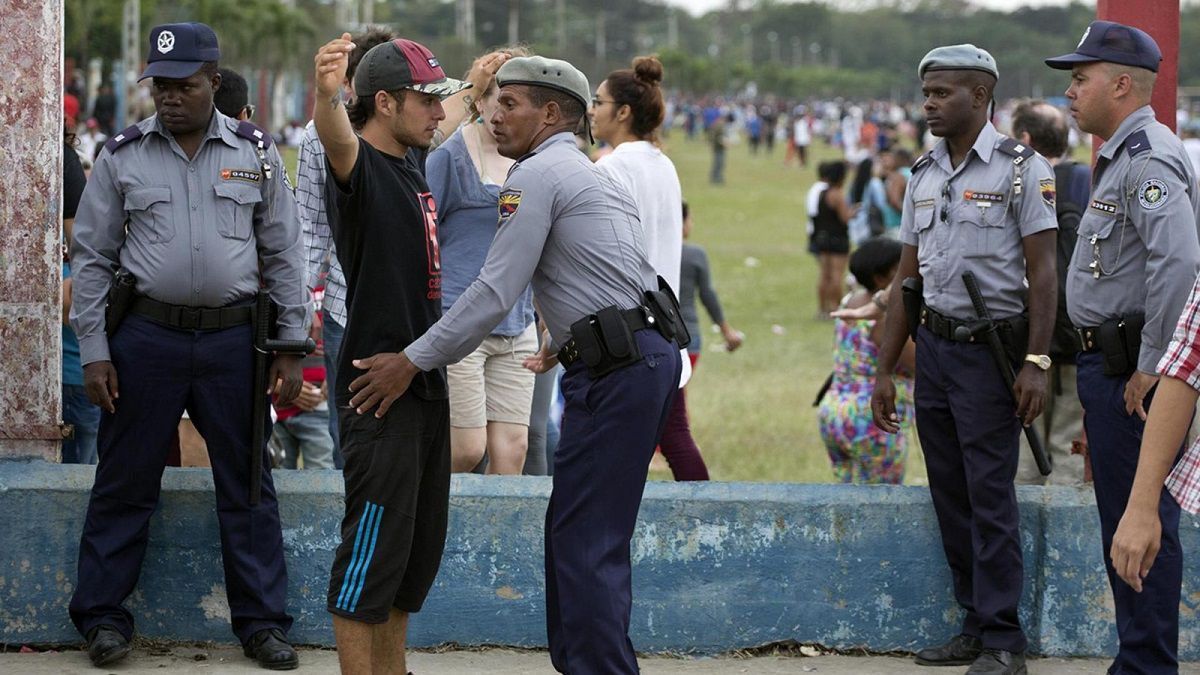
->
[1050, 160, 1091, 360]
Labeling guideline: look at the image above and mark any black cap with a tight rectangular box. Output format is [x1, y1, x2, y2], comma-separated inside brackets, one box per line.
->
[1045, 20, 1162, 73]
[139, 23, 220, 81]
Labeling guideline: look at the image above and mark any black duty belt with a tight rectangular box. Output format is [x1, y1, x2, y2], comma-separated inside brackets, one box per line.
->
[920, 306, 980, 343]
[557, 307, 652, 368]
[131, 295, 253, 330]
[1075, 326, 1101, 353]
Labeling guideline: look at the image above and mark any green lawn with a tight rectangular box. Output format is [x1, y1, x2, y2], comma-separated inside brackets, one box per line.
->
[280, 138, 928, 485]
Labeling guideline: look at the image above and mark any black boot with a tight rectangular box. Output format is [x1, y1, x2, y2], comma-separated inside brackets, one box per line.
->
[243, 628, 299, 670]
[914, 633, 982, 666]
[85, 625, 131, 667]
[966, 649, 1027, 675]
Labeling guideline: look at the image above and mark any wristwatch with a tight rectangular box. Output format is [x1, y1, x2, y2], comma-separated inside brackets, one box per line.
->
[1024, 354, 1052, 371]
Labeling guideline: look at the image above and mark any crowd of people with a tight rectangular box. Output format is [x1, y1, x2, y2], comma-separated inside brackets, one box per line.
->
[52, 13, 1200, 675]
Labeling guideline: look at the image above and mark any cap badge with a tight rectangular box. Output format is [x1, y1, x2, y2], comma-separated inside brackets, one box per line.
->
[1077, 26, 1091, 49]
[157, 31, 175, 54]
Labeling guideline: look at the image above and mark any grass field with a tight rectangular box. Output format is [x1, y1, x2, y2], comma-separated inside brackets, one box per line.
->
[280, 137, 928, 485]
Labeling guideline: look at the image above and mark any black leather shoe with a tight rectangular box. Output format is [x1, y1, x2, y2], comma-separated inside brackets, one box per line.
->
[914, 633, 982, 666]
[966, 649, 1027, 675]
[86, 625, 131, 667]
[243, 628, 299, 670]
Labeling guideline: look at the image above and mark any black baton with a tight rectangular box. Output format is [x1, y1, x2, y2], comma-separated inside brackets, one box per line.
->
[959, 271, 1052, 477]
[251, 292, 316, 505]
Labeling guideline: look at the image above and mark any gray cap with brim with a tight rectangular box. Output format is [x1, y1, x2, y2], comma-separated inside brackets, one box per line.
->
[497, 56, 593, 144]
[918, 44, 999, 80]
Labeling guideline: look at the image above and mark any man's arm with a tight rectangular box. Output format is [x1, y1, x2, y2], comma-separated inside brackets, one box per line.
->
[313, 33, 358, 184]
[69, 151, 125, 366]
[1014, 229, 1056, 425]
[872, 243, 919, 434]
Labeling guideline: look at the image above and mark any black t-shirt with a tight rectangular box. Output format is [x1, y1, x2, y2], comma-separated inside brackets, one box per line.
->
[63, 141, 86, 219]
[325, 138, 447, 403]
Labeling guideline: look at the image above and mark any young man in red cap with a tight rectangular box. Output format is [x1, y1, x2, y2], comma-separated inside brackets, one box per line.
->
[312, 34, 468, 674]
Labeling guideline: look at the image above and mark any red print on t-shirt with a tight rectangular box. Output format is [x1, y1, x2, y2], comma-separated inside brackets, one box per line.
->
[418, 192, 443, 300]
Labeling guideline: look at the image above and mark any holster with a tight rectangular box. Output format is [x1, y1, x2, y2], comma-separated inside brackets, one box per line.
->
[1096, 314, 1145, 377]
[105, 269, 137, 338]
[643, 275, 691, 350]
[568, 307, 643, 379]
[901, 277, 922, 340]
[997, 314, 1029, 366]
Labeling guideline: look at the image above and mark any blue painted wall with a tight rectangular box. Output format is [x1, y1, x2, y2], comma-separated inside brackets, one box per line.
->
[1, 461, 1197, 657]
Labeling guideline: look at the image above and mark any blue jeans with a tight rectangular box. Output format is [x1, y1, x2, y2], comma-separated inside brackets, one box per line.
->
[271, 410, 335, 469]
[62, 383, 100, 464]
[322, 309, 345, 469]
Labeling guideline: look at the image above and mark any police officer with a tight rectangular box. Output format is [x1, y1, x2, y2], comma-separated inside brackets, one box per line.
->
[1045, 22, 1199, 674]
[346, 56, 682, 674]
[873, 45, 1058, 675]
[68, 22, 307, 670]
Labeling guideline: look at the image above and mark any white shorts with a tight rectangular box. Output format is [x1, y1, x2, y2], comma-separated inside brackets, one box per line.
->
[446, 323, 538, 428]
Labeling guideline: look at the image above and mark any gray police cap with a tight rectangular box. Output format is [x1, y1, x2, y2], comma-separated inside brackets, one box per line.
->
[918, 44, 999, 80]
[496, 56, 590, 110]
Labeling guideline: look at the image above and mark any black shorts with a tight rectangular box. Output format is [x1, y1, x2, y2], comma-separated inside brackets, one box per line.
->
[326, 394, 450, 623]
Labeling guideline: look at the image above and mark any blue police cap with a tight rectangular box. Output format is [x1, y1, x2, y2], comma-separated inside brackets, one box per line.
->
[1045, 20, 1161, 73]
[138, 23, 221, 81]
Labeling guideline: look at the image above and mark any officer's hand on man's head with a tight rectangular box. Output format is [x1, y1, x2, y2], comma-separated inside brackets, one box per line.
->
[465, 52, 511, 93]
[315, 33, 354, 98]
[83, 361, 119, 413]
[348, 352, 420, 418]
[268, 354, 304, 408]
[1013, 364, 1047, 427]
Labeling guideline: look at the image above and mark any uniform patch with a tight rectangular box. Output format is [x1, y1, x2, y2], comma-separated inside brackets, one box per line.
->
[1039, 178, 1056, 207]
[913, 198, 935, 209]
[220, 168, 262, 183]
[1089, 199, 1118, 215]
[1138, 179, 1168, 210]
[498, 189, 522, 222]
[964, 190, 1004, 204]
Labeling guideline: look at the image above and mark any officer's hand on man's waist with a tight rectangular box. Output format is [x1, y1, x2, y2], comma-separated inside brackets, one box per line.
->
[1124, 371, 1160, 421]
[349, 352, 420, 418]
[83, 361, 119, 413]
[1013, 364, 1046, 427]
[268, 355, 304, 409]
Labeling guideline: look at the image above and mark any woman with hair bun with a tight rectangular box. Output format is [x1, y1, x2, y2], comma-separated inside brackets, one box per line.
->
[592, 55, 710, 481]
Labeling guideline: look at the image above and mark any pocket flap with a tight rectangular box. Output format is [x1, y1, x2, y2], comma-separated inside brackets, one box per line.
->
[214, 182, 263, 205]
[124, 186, 171, 211]
[1080, 214, 1117, 241]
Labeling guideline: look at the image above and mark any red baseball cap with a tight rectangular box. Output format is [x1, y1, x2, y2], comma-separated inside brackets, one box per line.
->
[352, 39, 469, 99]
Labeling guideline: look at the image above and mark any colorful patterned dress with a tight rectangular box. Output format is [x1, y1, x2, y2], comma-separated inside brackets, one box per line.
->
[817, 315, 914, 484]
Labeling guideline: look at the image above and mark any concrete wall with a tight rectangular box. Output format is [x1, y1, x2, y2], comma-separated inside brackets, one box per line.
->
[1, 461, 1197, 657]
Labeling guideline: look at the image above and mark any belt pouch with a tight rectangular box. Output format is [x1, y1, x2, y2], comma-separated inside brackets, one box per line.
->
[999, 315, 1029, 365]
[596, 306, 639, 362]
[568, 315, 606, 371]
[1120, 313, 1145, 374]
[645, 276, 691, 349]
[1097, 317, 1133, 377]
[901, 277, 922, 341]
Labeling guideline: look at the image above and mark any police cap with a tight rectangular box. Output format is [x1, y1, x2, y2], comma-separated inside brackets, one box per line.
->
[139, 23, 220, 82]
[1045, 20, 1162, 73]
[918, 44, 998, 81]
[496, 56, 591, 111]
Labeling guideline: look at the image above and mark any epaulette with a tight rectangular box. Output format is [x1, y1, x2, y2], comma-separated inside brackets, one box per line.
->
[1124, 129, 1152, 157]
[233, 120, 274, 149]
[103, 125, 143, 154]
[507, 150, 539, 179]
[233, 120, 274, 180]
[995, 136, 1037, 165]
[911, 152, 934, 174]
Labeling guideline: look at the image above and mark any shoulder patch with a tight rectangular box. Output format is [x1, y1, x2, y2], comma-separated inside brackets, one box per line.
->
[103, 125, 143, 153]
[911, 152, 934, 174]
[1138, 178, 1169, 210]
[234, 120, 273, 148]
[996, 136, 1036, 164]
[1125, 129, 1151, 157]
[498, 188, 522, 223]
[1039, 178, 1056, 207]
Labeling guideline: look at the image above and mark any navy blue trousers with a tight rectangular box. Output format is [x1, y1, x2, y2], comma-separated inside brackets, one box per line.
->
[68, 315, 292, 644]
[545, 329, 680, 674]
[1077, 353, 1181, 675]
[914, 327, 1026, 652]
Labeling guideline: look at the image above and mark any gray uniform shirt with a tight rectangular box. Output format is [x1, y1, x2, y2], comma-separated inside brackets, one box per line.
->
[1065, 105, 1200, 374]
[70, 112, 307, 366]
[405, 132, 656, 371]
[900, 121, 1058, 319]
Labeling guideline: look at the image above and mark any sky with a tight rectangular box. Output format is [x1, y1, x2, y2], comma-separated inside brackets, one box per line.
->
[661, 0, 1085, 15]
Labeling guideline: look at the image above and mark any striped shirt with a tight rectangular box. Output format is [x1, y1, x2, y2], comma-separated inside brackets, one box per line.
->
[1157, 274, 1200, 513]
[297, 121, 348, 326]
